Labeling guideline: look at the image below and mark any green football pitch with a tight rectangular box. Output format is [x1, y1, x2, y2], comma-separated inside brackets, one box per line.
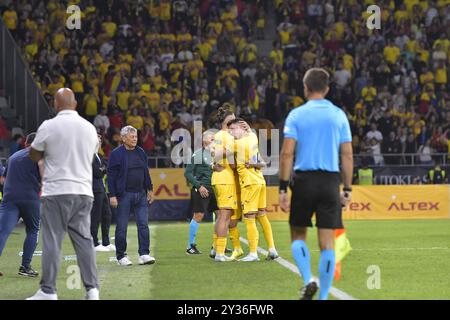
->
[1, 220, 449, 300]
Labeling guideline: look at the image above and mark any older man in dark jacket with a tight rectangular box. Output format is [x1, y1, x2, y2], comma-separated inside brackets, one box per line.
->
[107, 126, 155, 266]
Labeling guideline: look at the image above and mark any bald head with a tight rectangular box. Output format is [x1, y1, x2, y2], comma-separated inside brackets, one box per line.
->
[54, 88, 77, 113]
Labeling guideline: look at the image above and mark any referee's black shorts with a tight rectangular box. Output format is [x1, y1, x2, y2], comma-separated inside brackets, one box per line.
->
[289, 171, 343, 229]
[192, 187, 218, 214]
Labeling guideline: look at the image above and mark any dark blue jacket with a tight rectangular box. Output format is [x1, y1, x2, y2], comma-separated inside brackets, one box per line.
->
[93, 154, 107, 193]
[3, 148, 41, 202]
[107, 145, 153, 197]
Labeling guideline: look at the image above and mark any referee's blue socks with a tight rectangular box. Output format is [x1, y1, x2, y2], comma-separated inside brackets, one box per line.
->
[318, 249, 336, 300]
[291, 240, 312, 285]
[188, 220, 199, 248]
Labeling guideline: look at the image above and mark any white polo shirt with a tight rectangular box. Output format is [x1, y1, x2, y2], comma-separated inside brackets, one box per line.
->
[31, 110, 98, 197]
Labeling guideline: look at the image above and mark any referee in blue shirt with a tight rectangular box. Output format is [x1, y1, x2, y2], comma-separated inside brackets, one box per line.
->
[279, 68, 353, 300]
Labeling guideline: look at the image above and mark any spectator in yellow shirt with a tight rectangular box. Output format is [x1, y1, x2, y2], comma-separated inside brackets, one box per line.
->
[221, 63, 240, 89]
[127, 108, 144, 131]
[256, 8, 265, 40]
[147, 86, 161, 113]
[176, 25, 193, 43]
[207, 15, 223, 36]
[383, 39, 401, 64]
[361, 80, 377, 103]
[196, 37, 213, 61]
[3, 6, 18, 30]
[24, 40, 39, 60]
[117, 86, 131, 111]
[158, 102, 173, 132]
[394, 4, 408, 24]
[435, 61, 447, 86]
[52, 28, 66, 51]
[420, 67, 435, 86]
[159, 0, 171, 21]
[83, 87, 100, 122]
[70, 67, 85, 94]
[102, 15, 117, 38]
[269, 41, 284, 67]
[47, 75, 64, 95]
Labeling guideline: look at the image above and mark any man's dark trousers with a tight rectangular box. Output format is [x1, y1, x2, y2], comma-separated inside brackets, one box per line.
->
[0, 200, 40, 268]
[115, 191, 150, 260]
[90, 191, 112, 247]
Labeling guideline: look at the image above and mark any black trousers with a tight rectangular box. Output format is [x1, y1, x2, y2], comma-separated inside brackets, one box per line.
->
[90, 191, 112, 247]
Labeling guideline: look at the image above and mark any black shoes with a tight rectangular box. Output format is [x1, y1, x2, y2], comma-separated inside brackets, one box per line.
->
[18, 265, 39, 277]
[186, 244, 202, 255]
[300, 281, 318, 300]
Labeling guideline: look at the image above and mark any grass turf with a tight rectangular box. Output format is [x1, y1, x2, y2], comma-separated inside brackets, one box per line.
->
[0, 220, 449, 300]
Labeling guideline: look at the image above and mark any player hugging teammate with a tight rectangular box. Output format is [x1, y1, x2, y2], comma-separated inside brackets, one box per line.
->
[208, 105, 278, 262]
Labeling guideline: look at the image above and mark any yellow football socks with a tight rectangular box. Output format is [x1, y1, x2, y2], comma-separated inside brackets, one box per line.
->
[216, 237, 227, 255]
[257, 214, 275, 249]
[244, 217, 259, 254]
[229, 226, 242, 250]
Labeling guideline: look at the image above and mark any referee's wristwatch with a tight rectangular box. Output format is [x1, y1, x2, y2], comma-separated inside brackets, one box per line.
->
[343, 186, 352, 198]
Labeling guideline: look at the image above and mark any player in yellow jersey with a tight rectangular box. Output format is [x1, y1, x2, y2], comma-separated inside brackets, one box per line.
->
[210, 106, 238, 262]
[228, 119, 279, 261]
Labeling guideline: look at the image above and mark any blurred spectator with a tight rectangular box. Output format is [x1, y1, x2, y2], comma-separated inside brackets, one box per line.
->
[9, 134, 23, 156]
[93, 108, 110, 134]
[382, 131, 402, 165]
[366, 138, 384, 166]
[366, 123, 383, 144]
[418, 139, 434, 165]
[140, 124, 155, 156]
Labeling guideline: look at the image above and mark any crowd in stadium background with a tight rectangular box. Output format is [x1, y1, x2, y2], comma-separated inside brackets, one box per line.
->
[0, 0, 449, 168]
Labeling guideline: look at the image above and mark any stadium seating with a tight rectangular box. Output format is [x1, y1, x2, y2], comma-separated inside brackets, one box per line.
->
[0, 0, 449, 166]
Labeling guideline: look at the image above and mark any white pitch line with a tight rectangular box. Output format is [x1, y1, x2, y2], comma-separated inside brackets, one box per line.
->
[240, 237, 358, 301]
[311, 247, 449, 252]
[148, 225, 157, 299]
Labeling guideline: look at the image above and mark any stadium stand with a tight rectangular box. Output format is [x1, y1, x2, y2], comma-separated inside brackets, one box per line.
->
[0, 0, 449, 168]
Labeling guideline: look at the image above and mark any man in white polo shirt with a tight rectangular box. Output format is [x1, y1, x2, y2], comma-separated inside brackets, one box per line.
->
[26, 88, 99, 300]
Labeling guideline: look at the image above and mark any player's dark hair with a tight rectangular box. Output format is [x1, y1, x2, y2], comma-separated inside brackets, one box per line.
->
[303, 68, 330, 93]
[226, 118, 244, 127]
[216, 104, 234, 125]
[25, 132, 36, 145]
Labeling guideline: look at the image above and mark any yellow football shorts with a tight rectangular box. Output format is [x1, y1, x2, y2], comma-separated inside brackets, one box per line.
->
[213, 184, 238, 210]
[241, 184, 267, 214]
[231, 192, 242, 220]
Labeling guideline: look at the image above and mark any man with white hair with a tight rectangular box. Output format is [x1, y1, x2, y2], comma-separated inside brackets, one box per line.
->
[107, 126, 155, 266]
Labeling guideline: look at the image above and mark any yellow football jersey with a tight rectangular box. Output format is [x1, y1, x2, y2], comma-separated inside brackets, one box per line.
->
[235, 132, 266, 187]
[211, 130, 236, 185]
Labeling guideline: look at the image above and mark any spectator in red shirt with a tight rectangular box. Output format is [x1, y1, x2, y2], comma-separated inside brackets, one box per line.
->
[140, 124, 155, 155]
[0, 117, 11, 141]
[109, 108, 124, 133]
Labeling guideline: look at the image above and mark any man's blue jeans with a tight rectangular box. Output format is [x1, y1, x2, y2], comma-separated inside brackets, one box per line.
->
[0, 200, 40, 267]
[115, 192, 150, 260]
